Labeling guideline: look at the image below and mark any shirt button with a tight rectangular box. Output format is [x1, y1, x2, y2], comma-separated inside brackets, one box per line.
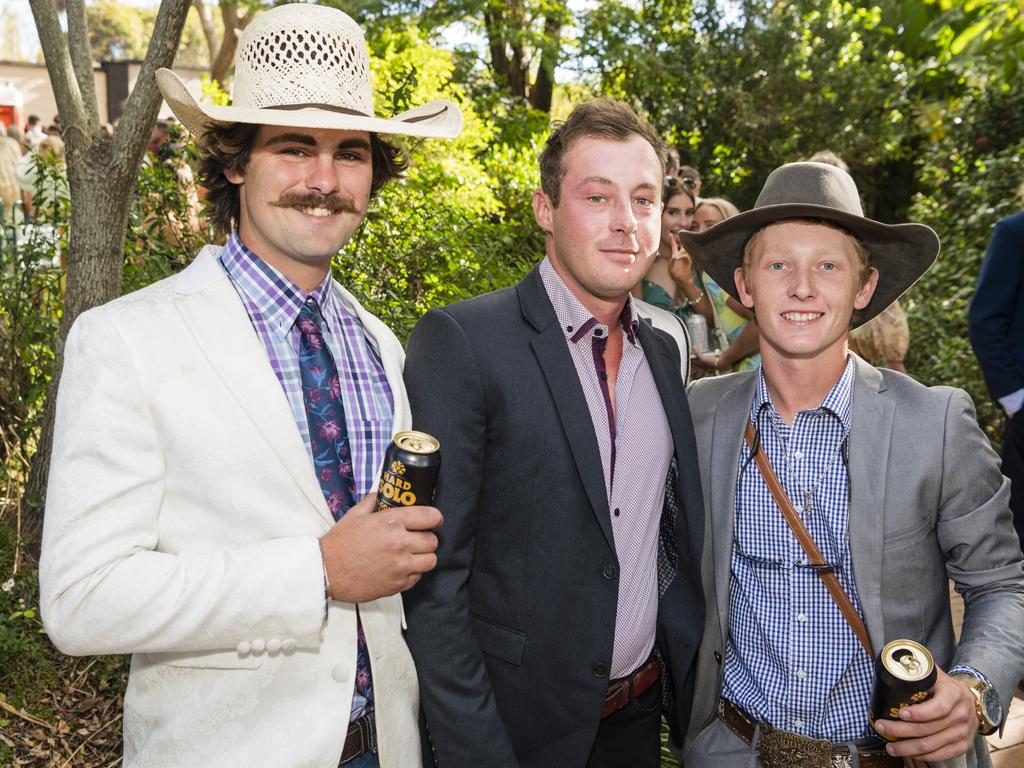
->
[613, 508, 620, 517]
[594, 328, 604, 337]
[566, 325, 574, 333]
[793, 719, 804, 729]
[797, 613, 807, 623]
[599, 371, 608, 381]
[797, 669, 807, 680]
[793, 450, 803, 460]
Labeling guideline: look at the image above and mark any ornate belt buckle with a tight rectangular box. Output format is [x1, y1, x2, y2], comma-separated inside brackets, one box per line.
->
[757, 722, 833, 768]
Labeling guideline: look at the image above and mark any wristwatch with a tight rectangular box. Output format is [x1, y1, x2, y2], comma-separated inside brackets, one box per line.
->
[951, 672, 1002, 735]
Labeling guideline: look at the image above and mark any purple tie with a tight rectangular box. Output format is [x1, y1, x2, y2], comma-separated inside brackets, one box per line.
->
[297, 297, 374, 718]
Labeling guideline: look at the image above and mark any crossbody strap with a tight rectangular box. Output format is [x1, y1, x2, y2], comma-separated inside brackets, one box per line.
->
[743, 423, 875, 657]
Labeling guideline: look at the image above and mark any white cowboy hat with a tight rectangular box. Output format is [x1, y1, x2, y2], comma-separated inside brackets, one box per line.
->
[156, 3, 462, 140]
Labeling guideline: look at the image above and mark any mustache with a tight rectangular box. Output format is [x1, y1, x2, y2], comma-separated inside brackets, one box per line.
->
[270, 192, 361, 215]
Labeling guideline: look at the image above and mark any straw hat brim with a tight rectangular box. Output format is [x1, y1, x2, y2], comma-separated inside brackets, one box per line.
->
[156, 69, 463, 140]
[677, 202, 939, 328]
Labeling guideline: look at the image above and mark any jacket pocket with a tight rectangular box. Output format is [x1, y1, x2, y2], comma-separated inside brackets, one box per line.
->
[470, 614, 526, 666]
[140, 648, 264, 670]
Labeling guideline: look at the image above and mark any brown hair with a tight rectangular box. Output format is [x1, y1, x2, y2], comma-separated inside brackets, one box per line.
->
[538, 98, 666, 208]
[741, 218, 873, 287]
[197, 122, 409, 235]
[663, 175, 695, 207]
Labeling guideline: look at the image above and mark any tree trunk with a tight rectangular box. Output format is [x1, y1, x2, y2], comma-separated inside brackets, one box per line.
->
[528, 16, 562, 113]
[21, 142, 141, 548]
[22, 0, 192, 553]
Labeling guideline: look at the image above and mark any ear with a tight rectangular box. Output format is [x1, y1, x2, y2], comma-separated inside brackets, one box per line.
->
[853, 267, 879, 310]
[224, 165, 245, 185]
[532, 189, 554, 233]
[735, 266, 755, 310]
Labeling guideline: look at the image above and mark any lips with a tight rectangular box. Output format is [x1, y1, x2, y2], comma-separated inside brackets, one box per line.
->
[602, 248, 638, 263]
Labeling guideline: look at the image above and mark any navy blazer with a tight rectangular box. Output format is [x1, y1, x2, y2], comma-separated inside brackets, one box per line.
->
[402, 265, 705, 768]
[969, 211, 1024, 400]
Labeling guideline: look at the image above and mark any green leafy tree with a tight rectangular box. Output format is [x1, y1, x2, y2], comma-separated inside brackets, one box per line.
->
[336, 24, 545, 340]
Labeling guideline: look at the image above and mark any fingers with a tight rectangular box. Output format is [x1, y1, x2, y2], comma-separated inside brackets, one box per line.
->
[346, 493, 379, 516]
[389, 504, 443, 531]
[876, 671, 978, 762]
[404, 530, 439, 555]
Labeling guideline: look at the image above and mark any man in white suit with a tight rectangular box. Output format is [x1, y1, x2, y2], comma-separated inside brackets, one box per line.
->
[39, 6, 462, 767]
[678, 162, 1024, 767]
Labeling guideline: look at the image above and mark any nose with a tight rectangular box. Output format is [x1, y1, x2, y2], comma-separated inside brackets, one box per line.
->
[611, 196, 638, 236]
[305, 152, 340, 196]
[790, 264, 815, 299]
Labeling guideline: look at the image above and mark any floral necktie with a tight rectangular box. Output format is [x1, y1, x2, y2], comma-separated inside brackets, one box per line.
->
[297, 297, 374, 718]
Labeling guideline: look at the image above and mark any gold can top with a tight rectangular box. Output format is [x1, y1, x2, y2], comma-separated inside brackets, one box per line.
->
[393, 430, 440, 455]
[880, 639, 934, 682]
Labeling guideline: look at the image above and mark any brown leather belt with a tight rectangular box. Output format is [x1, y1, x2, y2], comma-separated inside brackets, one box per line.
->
[601, 655, 661, 718]
[340, 713, 373, 765]
[718, 698, 902, 768]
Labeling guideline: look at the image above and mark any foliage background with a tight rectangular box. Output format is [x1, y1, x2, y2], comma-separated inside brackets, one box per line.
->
[1, 0, 1023, 765]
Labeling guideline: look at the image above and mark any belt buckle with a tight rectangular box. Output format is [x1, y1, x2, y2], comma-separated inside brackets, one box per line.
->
[757, 722, 832, 768]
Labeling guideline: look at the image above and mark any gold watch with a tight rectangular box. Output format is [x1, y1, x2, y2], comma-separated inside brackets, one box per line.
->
[951, 673, 1002, 735]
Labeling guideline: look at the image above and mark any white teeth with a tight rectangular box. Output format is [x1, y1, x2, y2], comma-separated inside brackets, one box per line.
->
[301, 207, 332, 217]
[783, 312, 821, 322]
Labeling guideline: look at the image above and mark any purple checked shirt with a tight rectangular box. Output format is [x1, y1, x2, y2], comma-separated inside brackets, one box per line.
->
[539, 258, 673, 679]
[219, 234, 394, 501]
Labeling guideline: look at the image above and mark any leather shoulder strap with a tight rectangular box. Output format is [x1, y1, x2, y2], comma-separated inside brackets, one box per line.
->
[743, 423, 875, 657]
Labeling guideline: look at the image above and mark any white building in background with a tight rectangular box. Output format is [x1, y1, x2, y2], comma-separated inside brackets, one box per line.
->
[0, 59, 206, 130]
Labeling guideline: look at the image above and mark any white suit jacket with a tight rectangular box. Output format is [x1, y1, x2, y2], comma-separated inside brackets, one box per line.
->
[40, 246, 422, 768]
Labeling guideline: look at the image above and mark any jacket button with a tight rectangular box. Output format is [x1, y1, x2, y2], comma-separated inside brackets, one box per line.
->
[332, 665, 349, 683]
[266, 638, 282, 654]
[282, 639, 297, 653]
[714, 651, 722, 664]
[236, 641, 251, 655]
[592, 663, 608, 678]
[602, 564, 618, 580]
[251, 639, 266, 654]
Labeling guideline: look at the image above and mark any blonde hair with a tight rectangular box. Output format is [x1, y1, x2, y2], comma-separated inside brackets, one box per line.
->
[37, 135, 65, 162]
[696, 197, 740, 223]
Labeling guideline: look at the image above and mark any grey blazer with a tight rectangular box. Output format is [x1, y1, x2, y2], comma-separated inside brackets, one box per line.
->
[683, 357, 1024, 767]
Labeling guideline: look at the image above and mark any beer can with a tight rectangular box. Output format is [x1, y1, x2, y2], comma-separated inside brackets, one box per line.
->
[868, 639, 937, 740]
[685, 313, 709, 354]
[375, 430, 441, 512]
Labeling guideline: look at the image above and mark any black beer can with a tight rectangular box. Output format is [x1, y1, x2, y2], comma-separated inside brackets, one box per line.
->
[868, 639, 937, 740]
[376, 430, 441, 512]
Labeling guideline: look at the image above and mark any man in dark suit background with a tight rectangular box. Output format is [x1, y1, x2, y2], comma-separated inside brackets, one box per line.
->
[402, 98, 705, 768]
[969, 206, 1024, 549]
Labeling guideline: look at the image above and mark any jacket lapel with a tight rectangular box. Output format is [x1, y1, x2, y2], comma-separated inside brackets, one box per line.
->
[709, 373, 758, 630]
[638, 321, 703, 564]
[519, 267, 615, 551]
[847, 357, 892, 650]
[174, 247, 334, 527]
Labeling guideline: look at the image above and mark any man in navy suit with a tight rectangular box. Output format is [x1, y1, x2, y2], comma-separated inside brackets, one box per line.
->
[969, 207, 1024, 549]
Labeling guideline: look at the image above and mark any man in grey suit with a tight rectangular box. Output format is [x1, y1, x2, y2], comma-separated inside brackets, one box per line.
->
[678, 161, 1024, 767]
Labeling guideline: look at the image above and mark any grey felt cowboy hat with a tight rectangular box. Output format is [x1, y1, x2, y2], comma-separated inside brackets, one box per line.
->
[156, 3, 462, 139]
[677, 161, 939, 328]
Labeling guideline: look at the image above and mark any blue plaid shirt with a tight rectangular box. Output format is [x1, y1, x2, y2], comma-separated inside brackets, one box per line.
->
[723, 356, 875, 741]
[218, 234, 394, 500]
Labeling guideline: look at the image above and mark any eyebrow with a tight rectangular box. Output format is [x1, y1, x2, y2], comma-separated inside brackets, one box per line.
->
[264, 133, 372, 152]
[577, 177, 659, 193]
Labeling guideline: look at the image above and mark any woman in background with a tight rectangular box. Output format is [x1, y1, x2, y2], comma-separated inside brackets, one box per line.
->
[636, 176, 715, 330]
[691, 197, 761, 372]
